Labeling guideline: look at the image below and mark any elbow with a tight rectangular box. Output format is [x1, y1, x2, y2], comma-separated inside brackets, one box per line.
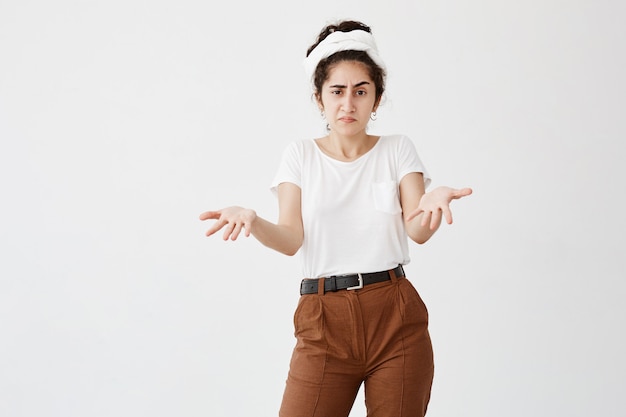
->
[283, 247, 300, 256]
[408, 230, 432, 245]
[281, 240, 303, 256]
[279, 226, 303, 256]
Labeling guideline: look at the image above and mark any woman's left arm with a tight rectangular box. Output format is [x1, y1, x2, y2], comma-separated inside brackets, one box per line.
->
[399, 172, 472, 244]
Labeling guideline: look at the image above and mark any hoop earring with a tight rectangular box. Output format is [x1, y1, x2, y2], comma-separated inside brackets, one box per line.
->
[370, 112, 377, 121]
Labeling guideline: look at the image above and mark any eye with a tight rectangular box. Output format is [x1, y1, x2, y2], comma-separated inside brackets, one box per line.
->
[331, 90, 342, 95]
[356, 90, 367, 96]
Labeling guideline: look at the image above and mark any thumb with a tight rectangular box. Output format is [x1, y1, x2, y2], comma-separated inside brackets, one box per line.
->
[453, 187, 473, 198]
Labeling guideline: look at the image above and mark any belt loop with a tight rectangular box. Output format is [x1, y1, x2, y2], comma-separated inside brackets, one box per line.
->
[329, 276, 337, 292]
[389, 266, 398, 283]
[317, 278, 325, 295]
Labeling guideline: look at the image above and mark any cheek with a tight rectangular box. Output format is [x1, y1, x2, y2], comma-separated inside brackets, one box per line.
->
[320, 98, 339, 111]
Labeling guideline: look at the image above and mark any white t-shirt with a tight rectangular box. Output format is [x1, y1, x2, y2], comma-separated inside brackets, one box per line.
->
[270, 134, 431, 278]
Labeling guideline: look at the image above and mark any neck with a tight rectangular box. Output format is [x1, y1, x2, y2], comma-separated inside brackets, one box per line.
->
[317, 132, 379, 162]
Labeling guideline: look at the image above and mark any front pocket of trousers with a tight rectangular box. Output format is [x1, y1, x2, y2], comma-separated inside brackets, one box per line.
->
[398, 279, 429, 325]
[293, 296, 325, 344]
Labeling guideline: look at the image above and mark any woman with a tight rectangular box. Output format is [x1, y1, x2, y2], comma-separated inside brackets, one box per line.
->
[200, 20, 472, 417]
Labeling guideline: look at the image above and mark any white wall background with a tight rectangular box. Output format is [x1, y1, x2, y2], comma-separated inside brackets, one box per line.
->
[1, 0, 624, 416]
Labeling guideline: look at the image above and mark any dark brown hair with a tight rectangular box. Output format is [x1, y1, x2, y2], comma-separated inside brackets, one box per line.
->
[306, 20, 386, 105]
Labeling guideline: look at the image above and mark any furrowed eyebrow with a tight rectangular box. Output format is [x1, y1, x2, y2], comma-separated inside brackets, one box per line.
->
[328, 81, 371, 89]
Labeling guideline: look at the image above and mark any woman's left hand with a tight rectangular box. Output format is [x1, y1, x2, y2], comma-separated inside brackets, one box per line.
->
[406, 186, 473, 230]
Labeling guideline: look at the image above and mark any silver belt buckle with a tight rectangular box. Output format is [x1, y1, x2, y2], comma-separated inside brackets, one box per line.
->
[347, 273, 363, 290]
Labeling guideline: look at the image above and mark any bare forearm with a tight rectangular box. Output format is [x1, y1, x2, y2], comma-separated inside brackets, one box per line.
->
[405, 212, 440, 244]
[250, 216, 303, 256]
[200, 184, 304, 255]
[200, 204, 302, 255]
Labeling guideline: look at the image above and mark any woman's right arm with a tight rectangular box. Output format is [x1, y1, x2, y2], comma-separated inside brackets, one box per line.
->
[199, 182, 303, 256]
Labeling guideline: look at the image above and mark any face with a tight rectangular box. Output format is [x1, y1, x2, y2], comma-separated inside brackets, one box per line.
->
[316, 60, 379, 137]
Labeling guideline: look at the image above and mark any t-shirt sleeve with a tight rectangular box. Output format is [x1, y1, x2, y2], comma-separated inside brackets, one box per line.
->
[397, 135, 432, 189]
[270, 141, 302, 196]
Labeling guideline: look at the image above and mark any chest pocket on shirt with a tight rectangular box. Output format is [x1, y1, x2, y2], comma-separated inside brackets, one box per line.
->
[372, 180, 402, 214]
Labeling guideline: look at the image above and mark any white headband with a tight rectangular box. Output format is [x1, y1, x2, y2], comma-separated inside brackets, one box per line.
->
[303, 29, 386, 80]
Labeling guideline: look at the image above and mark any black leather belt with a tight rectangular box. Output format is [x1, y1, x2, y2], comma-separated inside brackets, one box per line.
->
[300, 265, 405, 295]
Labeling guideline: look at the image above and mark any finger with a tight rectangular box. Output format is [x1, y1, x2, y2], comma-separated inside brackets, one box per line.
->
[453, 188, 473, 199]
[199, 211, 220, 221]
[405, 208, 423, 222]
[231, 222, 243, 241]
[205, 219, 227, 237]
[442, 205, 453, 225]
[243, 221, 252, 237]
[420, 210, 432, 227]
[222, 221, 236, 241]
[430, 208, 442, 230]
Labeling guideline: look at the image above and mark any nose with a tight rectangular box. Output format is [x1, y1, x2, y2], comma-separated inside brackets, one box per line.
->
[341, 95, 355, 112]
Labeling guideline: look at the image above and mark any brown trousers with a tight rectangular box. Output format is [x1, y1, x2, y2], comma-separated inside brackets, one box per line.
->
[279, 270, 434, 417]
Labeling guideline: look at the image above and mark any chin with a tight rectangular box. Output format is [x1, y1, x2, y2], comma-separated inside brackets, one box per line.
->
[332, 125, 367, 137]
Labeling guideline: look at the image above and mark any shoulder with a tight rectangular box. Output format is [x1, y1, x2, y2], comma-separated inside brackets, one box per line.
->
[378, 133, 411, 143]
[280, 139, 313, 158]
[377, 134, 416, 151]
[282, 138, 316, 153]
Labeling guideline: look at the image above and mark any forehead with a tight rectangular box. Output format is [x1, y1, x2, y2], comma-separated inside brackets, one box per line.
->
[324, 60, 373, 85]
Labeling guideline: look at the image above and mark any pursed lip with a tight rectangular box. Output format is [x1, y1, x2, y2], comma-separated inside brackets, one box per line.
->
[339, 116, 357, 123]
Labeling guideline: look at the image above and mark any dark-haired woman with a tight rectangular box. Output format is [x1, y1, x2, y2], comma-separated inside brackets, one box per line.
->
[200, 20, 472, 417]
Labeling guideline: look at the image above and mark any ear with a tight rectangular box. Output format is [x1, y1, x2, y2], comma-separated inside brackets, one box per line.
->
[315, 93, 324, 111]
[372, 96, 381, 113]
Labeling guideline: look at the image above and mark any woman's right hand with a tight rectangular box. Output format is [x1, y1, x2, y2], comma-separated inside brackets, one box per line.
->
[199, 206, 257, 241]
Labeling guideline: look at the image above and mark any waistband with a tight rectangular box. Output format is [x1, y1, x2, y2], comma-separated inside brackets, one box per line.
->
[300, 265, 405, 295]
